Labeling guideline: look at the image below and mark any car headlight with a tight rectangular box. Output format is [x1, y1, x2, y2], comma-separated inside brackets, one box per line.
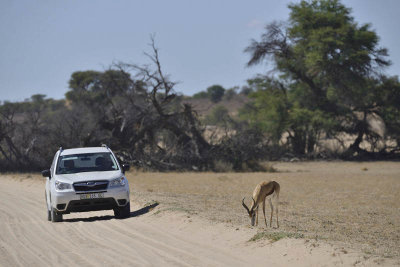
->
[55, 180, 72, 190]
[109, 177, 126, 187]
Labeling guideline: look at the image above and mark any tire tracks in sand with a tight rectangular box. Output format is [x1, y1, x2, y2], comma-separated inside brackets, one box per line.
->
[0, 178, 250, 266]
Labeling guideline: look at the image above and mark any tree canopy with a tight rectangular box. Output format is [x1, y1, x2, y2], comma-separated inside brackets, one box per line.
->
[242, 0, 400, 156]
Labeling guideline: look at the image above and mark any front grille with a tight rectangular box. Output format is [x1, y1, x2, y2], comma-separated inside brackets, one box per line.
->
[73, 181, 108, 192]
[67, 198, 117, 212]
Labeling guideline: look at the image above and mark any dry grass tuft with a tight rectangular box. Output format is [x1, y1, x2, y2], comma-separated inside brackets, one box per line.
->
[249, 231, 304, 242]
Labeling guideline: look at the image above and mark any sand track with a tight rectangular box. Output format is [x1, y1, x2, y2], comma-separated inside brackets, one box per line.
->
[0, 177, 259, 266]
[0, 175, 397, 266]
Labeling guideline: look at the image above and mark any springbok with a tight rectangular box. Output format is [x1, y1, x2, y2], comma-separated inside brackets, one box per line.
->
[242, 181, 280, 227]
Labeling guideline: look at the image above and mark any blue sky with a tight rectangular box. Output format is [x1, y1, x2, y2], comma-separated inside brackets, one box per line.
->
[1, 0, 399, 102]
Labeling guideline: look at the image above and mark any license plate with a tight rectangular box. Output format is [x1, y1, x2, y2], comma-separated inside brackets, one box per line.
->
[80, 193, 104, 200]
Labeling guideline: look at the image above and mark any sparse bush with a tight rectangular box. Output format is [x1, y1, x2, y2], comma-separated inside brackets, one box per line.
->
[240, 85, 253, 95]
[214, 128, 272, 171]
[207, 85, 225, 103]
[192, 91, 208, 99]
[223, 86, 238, 101]
[213, 160, 234, 172]
[205, 105, 230, 126]
[240, 160, 266, 172]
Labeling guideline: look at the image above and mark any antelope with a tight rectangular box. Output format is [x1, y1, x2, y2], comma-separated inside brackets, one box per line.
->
[242, 181, 280, 228]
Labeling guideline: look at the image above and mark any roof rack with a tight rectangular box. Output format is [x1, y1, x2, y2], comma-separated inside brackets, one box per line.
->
[101, 144, 109, 148]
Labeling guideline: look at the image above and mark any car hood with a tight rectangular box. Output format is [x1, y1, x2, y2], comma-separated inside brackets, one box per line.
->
[55, 171, 122, 183]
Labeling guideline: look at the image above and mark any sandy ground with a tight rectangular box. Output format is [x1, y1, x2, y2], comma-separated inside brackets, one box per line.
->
[130, 162, 400, 258]
[0, 164, 399, 266]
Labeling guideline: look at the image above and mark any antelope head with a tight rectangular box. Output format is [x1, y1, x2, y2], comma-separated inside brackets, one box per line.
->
[242, 197, 257, 226]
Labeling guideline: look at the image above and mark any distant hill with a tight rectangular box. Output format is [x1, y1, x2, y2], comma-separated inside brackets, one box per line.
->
[182, 94, 250, 117]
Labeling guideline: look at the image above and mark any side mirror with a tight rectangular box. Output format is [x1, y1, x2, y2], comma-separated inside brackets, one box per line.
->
[121, 164, 130, 174]
[42, 169, 51, 178]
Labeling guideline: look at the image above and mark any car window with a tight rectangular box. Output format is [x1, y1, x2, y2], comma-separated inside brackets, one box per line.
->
[56, 152, 119, 174]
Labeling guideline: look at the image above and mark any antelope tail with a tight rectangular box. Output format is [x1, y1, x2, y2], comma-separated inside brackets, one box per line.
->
[273, 181, 280, 201]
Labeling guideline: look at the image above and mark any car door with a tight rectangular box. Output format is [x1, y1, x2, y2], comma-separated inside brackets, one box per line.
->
[45, 151, 59, 210]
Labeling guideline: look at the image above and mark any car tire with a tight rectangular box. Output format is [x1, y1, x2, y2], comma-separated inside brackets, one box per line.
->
[114, 202, 130, 219]
[51, 206, 63, 222]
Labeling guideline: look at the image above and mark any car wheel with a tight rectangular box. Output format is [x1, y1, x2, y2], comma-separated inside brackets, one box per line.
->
[51, 206, 63, 222]
[114, 202, 130, 219]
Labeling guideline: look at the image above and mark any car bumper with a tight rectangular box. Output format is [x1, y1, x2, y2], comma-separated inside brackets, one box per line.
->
[51, 184, 130, 214]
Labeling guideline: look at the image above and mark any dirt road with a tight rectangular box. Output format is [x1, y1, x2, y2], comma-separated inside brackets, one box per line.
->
[0, 175, 397, 266]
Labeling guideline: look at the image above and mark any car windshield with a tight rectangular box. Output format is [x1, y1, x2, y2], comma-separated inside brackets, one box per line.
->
[56, 152, 119, 174]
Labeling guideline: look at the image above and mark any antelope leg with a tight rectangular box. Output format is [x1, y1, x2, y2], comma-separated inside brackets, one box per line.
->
[269, 198, 273, 227]
[256, 206, 259, 226]
[276, 199, 279, 228]
[262, 199, 267, 227]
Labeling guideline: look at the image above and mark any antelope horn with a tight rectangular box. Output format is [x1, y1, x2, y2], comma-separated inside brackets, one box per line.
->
[242, 197, 250, 214]
[251, 197, 256, 207]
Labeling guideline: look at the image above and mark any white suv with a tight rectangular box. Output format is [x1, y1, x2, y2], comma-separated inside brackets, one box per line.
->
[42, 146, 130, 222]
